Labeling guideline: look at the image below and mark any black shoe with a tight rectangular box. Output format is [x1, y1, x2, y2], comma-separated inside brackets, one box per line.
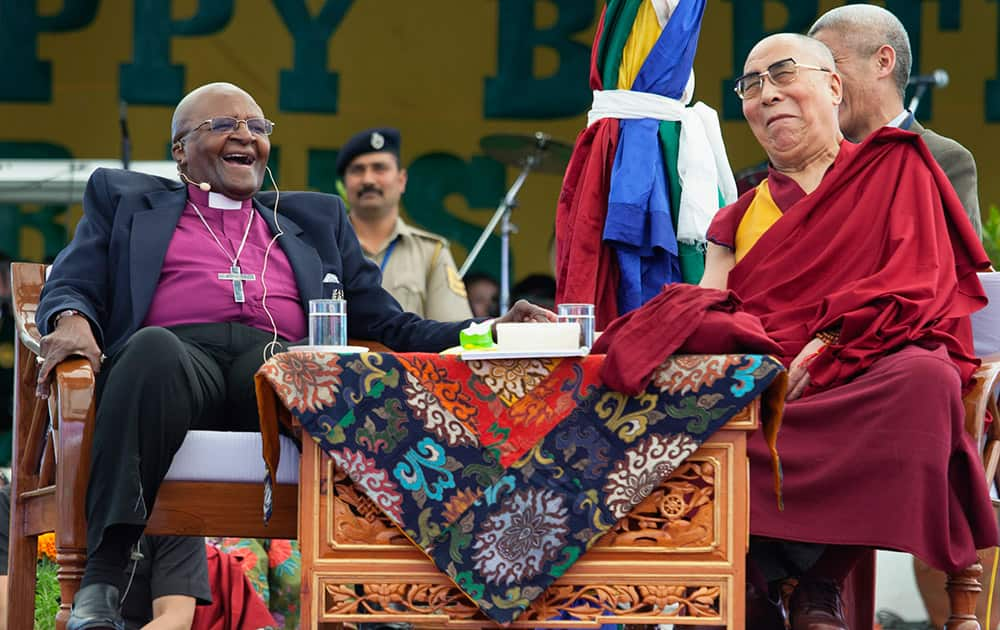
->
[788, 577, 847, 630]
[66, 583, 125, 630]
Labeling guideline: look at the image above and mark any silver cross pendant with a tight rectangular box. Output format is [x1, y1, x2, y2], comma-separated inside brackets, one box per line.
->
[218, 265, 256, 303]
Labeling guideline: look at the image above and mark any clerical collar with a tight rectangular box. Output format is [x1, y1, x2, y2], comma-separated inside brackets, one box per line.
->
[186, 184, 252, 211]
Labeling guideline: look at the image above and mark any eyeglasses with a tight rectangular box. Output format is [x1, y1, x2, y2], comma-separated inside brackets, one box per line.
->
[734, 58, 831, 100]
[186, 116, 275, 138]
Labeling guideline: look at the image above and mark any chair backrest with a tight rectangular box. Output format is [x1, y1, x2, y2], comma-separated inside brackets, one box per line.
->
[9, 262, 56, 498]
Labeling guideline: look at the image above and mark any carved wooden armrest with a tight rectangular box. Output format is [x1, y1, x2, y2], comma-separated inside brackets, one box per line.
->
[52, 358, 96, 427]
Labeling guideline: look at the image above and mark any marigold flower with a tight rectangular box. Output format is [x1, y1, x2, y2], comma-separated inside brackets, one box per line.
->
[37, 532, 56, 561]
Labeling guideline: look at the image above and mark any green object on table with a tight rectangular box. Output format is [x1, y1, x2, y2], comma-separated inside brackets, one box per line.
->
[460, 320, 495, 350]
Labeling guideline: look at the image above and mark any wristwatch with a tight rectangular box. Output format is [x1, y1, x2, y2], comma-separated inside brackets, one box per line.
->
[54, 309, 81, 326]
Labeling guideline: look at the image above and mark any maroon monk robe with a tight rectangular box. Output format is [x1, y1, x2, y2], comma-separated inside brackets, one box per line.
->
[717, 131, 988, 394]
[555, 6, 621, 330]
[707, 129, 996, 576]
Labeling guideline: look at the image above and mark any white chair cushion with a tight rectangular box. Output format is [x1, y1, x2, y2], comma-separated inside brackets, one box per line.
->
[164, 430, 299, 485]
[972, 272, 1000, 357]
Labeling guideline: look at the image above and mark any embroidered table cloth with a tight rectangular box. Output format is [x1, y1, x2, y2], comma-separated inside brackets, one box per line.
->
[255, 352, 783, 624]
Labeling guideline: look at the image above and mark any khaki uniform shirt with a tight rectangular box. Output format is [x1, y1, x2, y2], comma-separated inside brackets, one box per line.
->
[362, 218, 472, 321]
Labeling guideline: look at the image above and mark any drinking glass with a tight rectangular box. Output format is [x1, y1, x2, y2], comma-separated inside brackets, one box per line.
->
[308, 299, 347, 347]
[557, 303, 595, 349]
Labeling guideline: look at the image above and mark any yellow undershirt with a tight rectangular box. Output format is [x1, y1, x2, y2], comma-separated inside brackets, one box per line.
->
[734, 179, 783, 263]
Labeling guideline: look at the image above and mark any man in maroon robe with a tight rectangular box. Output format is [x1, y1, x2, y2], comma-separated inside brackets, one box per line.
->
[596, 33, 997, 630]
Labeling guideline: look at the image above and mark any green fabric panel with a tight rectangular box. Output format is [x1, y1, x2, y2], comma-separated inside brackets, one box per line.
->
[658, 121, 682, 225]
[679, 242, 705, 284]
[658, 120, 705, 284]
[595, 0, 618, 82]
[599, 0, 644, 89]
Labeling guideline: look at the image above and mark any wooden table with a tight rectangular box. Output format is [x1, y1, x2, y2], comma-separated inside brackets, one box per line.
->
[296, 402, 759, 629]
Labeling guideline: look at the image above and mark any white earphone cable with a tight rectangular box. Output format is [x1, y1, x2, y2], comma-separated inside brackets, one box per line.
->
[260, 166, 284, 362]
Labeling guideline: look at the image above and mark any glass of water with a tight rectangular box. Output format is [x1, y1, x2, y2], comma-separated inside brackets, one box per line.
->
[557, 303, 595, 349]
[308, 299, 347, 347]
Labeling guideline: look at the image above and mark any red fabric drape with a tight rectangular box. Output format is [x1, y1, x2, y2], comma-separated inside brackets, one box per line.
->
[555, 120, 621, 329]
[555, 5, 622, 330]
[191, 545, 277, 630]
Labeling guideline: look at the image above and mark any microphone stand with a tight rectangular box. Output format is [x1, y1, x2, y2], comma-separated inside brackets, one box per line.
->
[119, 100, 131, 170]
[907, 84, 929, 115]
[460, 133, 550, 313]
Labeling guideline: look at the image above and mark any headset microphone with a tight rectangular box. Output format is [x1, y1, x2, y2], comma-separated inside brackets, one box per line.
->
[178, 170, 211, 192]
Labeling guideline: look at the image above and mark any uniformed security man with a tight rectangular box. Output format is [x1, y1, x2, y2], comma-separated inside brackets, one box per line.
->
[336, 128, 472, 321]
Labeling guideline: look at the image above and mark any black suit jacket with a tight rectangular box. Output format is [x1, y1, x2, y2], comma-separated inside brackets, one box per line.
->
[38, 168, 470, 356]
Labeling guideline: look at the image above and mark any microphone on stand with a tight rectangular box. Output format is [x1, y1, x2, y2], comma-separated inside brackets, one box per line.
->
[119, 100, 131, 171]
[907, 69, 949, 114]
[907, 69, 949, 89]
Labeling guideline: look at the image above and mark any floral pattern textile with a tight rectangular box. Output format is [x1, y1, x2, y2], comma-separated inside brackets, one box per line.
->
[256, 352, 782, 624]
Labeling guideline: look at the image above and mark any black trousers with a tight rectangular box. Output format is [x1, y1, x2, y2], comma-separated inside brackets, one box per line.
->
[750, 537, 867, 586]
[750, 537, 826, 583]
[86, 323, 279, 555]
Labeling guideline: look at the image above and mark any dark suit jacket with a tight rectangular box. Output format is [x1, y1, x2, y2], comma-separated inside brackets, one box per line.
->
[37, 168, 471, 356]
[911, 120, 983, 237]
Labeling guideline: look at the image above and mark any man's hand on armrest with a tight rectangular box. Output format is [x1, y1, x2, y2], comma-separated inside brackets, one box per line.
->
[36, 312, 103, 400]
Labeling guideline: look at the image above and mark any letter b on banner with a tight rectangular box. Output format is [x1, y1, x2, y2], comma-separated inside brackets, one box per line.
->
[484, 0, 594, 119]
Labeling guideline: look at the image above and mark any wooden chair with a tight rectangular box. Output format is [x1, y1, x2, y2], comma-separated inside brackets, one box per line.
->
[6, 262, 301, 629]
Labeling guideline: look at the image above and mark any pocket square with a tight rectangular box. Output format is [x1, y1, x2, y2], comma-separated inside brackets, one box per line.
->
[323, 273, 340, 284]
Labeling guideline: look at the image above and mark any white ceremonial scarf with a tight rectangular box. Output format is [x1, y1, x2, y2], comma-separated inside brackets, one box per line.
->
[588, 89, 738, 244]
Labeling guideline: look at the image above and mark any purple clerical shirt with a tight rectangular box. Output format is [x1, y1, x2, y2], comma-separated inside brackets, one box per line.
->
[142, 185, 307, 341]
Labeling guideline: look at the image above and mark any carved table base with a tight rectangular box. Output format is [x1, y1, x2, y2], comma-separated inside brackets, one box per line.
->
[298, 405, 758, 628]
